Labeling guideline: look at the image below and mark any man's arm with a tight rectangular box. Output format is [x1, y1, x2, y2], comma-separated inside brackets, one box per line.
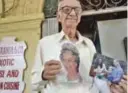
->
[31, 40, 62, 92]
[31, 41, 48, 91]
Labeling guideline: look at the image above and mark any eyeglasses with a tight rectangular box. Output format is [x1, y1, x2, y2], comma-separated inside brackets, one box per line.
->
[59, 6, 82, 15]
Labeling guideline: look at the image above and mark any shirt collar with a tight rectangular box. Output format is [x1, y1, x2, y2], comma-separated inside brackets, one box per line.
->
[58, 30, 84, 44]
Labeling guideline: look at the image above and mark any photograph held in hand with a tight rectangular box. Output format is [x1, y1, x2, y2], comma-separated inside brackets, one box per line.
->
[56, 42, 81, 83]
[90, 53, 127, 93]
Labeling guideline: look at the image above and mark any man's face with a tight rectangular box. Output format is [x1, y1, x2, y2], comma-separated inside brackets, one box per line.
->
[57, 0, 82, 30]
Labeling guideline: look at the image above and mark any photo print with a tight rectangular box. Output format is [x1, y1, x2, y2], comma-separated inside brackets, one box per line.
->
[89, 53, 127, 93]
[56, 42, 81, 83]
[90, 53, 127, 84]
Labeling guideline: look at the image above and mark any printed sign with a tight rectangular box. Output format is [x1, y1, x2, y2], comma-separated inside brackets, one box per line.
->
[0, 37, 26, 93]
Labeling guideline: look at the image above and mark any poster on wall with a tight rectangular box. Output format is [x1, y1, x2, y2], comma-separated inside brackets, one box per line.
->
[0, 37, 27, 93]
[97, 18, 127, 61]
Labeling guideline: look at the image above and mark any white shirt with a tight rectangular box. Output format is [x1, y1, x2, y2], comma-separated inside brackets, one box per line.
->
[31, 31, 99, 93]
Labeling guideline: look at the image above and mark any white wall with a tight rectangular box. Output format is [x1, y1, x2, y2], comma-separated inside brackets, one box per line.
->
[97, 18, 127, 61]
[42, 18, 58, 37]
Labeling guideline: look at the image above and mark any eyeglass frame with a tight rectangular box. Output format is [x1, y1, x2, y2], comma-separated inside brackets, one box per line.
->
[59, 6, 82, 15]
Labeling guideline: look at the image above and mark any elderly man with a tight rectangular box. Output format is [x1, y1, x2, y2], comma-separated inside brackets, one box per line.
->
[31, 0, 127, 93]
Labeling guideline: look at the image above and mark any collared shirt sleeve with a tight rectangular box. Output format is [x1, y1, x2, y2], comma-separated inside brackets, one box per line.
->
[31, 40, 48, 91]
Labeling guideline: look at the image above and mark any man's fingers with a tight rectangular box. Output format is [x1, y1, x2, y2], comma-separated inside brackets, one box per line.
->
[119, 82, 127, 92]
[122, 75, 127, 80]
[120, 79, 127, 84]
[114, 85, 124, 93]
[42, 60, 62, 80]
[44, 60, 61, 69]
[43, 69, 60, 80]
[45, 60, 61, 66]
[110, 85, 120, 93]
[45, 63, 61, 71]
[44, 75, 56, 80]
[119, 82, 127, 88]
[49, 65, 61, 70]
[47, 69, 60, 75]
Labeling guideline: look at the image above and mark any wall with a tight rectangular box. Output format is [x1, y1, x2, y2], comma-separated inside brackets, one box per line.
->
[0, 0, 45, 93]
[97, 18, 127, 61]
[0, 14, 44, 93]
[0, 0, 44, 17]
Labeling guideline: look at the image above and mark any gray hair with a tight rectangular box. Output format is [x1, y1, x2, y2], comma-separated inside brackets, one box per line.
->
[58, 0, 82, 11]
[60, 43, 80, 72]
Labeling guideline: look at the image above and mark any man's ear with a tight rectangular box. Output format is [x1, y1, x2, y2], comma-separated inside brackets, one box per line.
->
[77, 15, 81, 24]
[57, 12, 61, 22]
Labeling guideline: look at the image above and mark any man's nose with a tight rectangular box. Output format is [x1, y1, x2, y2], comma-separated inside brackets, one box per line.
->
[69, 9, 76, 16]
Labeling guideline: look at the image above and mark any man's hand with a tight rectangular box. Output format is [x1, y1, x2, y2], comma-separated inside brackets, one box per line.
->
[42, 60, 61, 80]
[118, 75, 127, 93]
[110, 75, 127, 93]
